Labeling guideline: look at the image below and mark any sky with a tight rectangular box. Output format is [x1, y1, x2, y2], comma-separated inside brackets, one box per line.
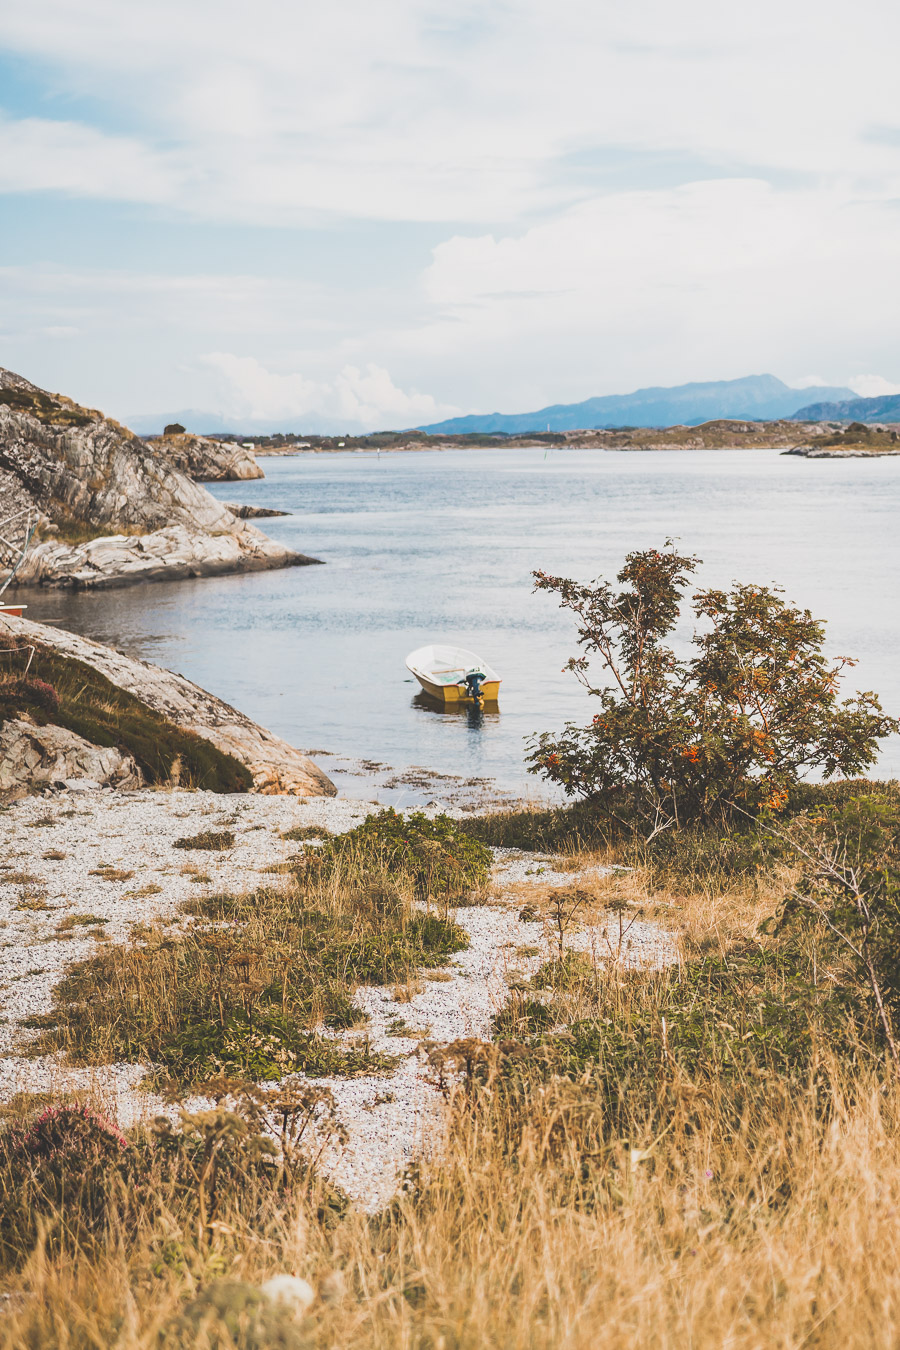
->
[1, 0, 899, 432]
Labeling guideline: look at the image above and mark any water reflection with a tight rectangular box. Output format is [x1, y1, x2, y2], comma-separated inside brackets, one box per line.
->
[411, 690, 500, 730]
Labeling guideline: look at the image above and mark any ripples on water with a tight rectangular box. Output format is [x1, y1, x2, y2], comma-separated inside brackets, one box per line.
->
[22, 447, 900, 799]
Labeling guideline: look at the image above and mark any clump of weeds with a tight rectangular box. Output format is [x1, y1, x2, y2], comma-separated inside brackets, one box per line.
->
[173, 830, 235, 852]
[32, 857, 468, 1085]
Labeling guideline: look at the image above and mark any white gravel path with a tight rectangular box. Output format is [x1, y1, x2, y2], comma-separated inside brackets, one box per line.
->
[0, 789, 678, 1210]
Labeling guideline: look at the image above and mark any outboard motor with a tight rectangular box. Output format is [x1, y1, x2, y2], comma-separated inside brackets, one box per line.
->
[464, 668, 486, 702]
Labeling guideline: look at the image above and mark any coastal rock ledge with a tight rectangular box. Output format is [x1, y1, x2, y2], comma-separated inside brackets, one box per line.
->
[0, 615, 336, 798]
[0, 366, 319, 590]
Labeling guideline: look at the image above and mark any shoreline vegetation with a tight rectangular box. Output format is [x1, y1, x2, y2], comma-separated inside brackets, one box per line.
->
[2, 545, 900, 1345]
[3, 782, 900, 1346]
[247, 417, 859, 455]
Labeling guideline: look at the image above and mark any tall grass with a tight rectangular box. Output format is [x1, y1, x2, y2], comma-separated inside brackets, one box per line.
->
[27, 855, 469, 1084]
[2, 1056, 900, 1347]
[4, 794, 900, 1346]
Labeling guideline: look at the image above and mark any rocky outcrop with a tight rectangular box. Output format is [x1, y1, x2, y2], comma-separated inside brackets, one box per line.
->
[152, 432, 264, 482]
[15, 524, 318, 590]
[222, 503, 290, 519]
[0, 717, 142, 798]
[782, 422, 900, 458]
[0, 615, 336, 797]
[0, 368, 317, 589]
[783, 445, 900, 458]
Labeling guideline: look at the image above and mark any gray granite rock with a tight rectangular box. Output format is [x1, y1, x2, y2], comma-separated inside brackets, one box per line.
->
[0, 716, 142, 797]
[151, 432, 264, 482]
[0, 367, 316, 589]
[0, 614, 335, 797]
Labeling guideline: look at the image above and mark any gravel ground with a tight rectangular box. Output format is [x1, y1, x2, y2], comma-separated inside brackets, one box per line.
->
[0, 789, 678, 1210]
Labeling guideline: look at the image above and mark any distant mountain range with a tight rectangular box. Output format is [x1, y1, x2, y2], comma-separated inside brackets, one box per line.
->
[789, 392, 900, 422]
[128, 374, 896, 439]
[417, 375, 856, 434]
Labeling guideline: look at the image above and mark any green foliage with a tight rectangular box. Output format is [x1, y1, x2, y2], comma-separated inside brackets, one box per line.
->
[173, 830, 235, 851]
[35, 877, 469, 1085]
[528, 543, 897, 834]
[307, 809, 492, 901]
[774, 795, 900, 1068]
[488, 945, 870, 1138]
[0, 638, 252, 792]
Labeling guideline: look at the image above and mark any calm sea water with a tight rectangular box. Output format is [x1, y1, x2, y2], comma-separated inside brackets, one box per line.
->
[21, 448, 900, 800]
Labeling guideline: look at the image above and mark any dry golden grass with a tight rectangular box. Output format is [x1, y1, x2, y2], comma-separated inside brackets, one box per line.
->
[2, 808, 898, 1347]
[1, 1059, 900, 1349]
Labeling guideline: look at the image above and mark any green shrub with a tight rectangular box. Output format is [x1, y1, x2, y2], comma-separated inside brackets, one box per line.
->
[33, 877, 469, 1085]
[487, 944, 872, 1140]
[306, 809, 492, 901]
[528, 544, 897, 835]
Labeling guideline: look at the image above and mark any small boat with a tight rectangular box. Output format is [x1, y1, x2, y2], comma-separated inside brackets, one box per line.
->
[405, 643, 501, 704]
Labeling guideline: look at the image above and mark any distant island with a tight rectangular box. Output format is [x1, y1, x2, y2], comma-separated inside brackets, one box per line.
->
[247, 419, 852, 455]
[783, 422, 900, 458]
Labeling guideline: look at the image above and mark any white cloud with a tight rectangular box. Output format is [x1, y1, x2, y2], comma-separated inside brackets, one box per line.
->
[0, 115, 177, 201]
[2, 0, 900, 222]
[202, 353, 457, 429]
[845, 375, 900, 399]
[4, 1, 900, 414]
[407, 177, 900, 406]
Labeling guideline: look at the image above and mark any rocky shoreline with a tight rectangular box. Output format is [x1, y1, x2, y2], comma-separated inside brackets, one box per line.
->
[0, 367, 317, 590]
[783, 445, 900, 458]
[14, 522, 318, 590]
[782, 421, 900, 458]
[0, 614, 335, 798]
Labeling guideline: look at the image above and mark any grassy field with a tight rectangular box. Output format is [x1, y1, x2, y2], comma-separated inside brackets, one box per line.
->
[2, 791, 900, 1348]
